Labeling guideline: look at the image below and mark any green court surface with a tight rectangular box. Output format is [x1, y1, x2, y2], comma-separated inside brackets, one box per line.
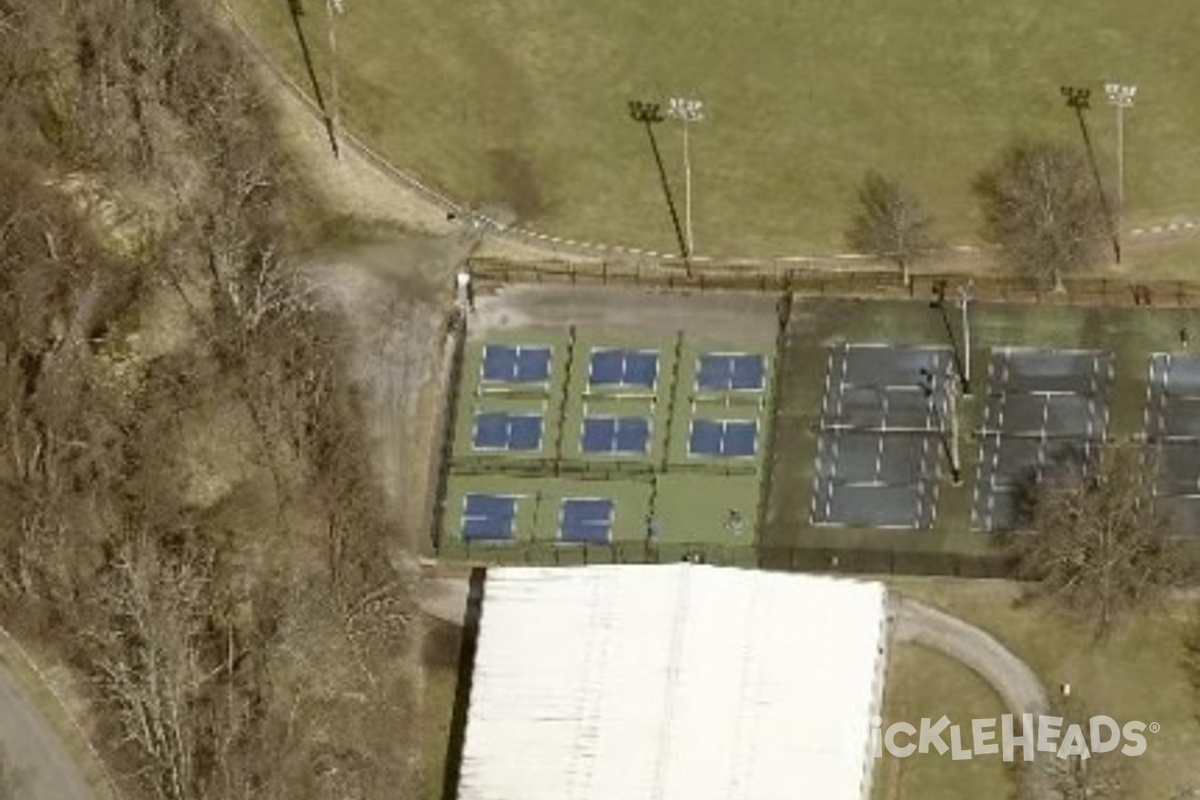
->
[443, 328, 775, 558]
[765, 298, 1199, 558]
[443, 474, 652, 541]
[654, 473, 761, 545]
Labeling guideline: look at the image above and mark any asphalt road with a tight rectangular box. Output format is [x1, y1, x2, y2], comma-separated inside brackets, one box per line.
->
[0, 665, 95, 800]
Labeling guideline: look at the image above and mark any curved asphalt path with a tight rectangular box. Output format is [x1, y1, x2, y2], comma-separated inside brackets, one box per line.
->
[0, 665, 96, 800]
[891, 596, 1055, 800]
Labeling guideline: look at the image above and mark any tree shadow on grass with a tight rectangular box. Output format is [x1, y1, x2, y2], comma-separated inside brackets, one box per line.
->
[284, 0, 339, 157]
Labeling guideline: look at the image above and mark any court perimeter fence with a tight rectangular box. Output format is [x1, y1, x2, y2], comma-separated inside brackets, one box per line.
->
[468, 256, 1200, 308]
[436, 539, 1023, 579]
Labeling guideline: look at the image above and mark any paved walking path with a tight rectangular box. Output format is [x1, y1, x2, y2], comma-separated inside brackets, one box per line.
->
[0, 666, 95, 800]
[892, 595, 1055, 800]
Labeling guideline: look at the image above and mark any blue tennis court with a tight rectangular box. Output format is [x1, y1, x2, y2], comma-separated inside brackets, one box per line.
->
[472, 412, 544, 451]
[589, 349, 659, 388]
[481, 345, 552, 383]
[688, 419, 758, 457]
[461, 494, 517, 541]
[697, 354, 766, 391]
[582, 417, 651, 454]
[559, 498, 614, 543]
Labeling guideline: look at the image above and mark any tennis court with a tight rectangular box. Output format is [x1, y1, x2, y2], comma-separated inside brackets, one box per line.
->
[445, 323, 775, 552]
[461, 493, 520, 541]
[695, 353, 767, 392]
[559, 498, 616, 544]
[688, 419, 759, 458]
[588, 348, 660, 390]
[472, 411, 544, 451]
[971, 348, 1114, 532]
[1146, 353, 1200, 533]
[811, 343, 955, 529]
[582, 416, 653, 455]
[481, 344, 553, 384]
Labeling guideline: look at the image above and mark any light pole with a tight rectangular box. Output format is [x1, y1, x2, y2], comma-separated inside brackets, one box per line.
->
[919, 367, 961, 486]
[668, 96, 704, 256]
[958, 281, 973, 393]
[929, 280, 972, 396]
[1105, 82, 1137, 246]
[629, 100, 692, 273]
[1061, 85, 1120, 263]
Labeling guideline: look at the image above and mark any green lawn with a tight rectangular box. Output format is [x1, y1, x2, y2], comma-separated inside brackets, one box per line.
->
[765, 298, 1198, 557]
[419, 619, 464, 800]
[872, 643, 1014, 800]
[887, 578, 1200, 800]
[231, 0, 1200, 256]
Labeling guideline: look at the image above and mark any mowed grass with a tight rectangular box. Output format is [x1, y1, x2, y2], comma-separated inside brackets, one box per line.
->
[887, 578, 1200, 800]
[230, 0, 1200, 256]
[766, 298, 1196, 554]
[871, 643, 1014, 800]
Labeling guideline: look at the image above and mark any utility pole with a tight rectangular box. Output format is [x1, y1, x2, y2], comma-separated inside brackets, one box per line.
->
[629, 100, 692, 274]
[668, 96, 704, 256]
[1105, 82, 1137, 250]
[1061, 85, 1120, 263]
[958, 281, 973, 393]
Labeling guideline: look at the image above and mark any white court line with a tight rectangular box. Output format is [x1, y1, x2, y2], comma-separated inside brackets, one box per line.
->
[828, 348, 850, 518]
[916, 374, 939, 529]
[1144, 355, 1159, 444]
[984, 354, 1013, 531]
[971, 354, 1001, 529]
[873, 391, 889, 484]
[812, 347, 838, 522]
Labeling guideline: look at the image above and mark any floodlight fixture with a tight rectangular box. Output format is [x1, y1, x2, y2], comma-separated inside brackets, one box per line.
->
[1105, 83, 1137, 106]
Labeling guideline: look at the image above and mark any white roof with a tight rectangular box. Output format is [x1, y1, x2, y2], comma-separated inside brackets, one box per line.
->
[457, 564, 889, 800]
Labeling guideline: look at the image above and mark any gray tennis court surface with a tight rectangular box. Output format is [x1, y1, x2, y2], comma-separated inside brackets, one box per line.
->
[971, 348, 1113, 532]
[811, 343, 955, 529]
[1146, 354, 1200, 533]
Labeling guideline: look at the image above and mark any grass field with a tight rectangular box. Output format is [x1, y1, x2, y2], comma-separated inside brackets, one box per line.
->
[886, 578, 1200, 800]
[765, 298, 1200, 555]
[231, 0, 1200, 256]
[871, 643, 1013, 800]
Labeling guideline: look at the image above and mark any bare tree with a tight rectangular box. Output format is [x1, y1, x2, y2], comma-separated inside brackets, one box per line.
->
[974, 140, 1108, 288]
[1008, 445, 1184, 633]
[845, 170, 935, 286]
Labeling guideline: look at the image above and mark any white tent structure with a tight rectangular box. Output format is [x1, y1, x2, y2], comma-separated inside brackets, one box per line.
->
[456, 564, 890, 800]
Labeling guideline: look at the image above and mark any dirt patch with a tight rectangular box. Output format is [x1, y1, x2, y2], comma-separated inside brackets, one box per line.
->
[487, 148, 546, 221]
[305, 235, 468, 555]
[421, 619, 463, 672]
